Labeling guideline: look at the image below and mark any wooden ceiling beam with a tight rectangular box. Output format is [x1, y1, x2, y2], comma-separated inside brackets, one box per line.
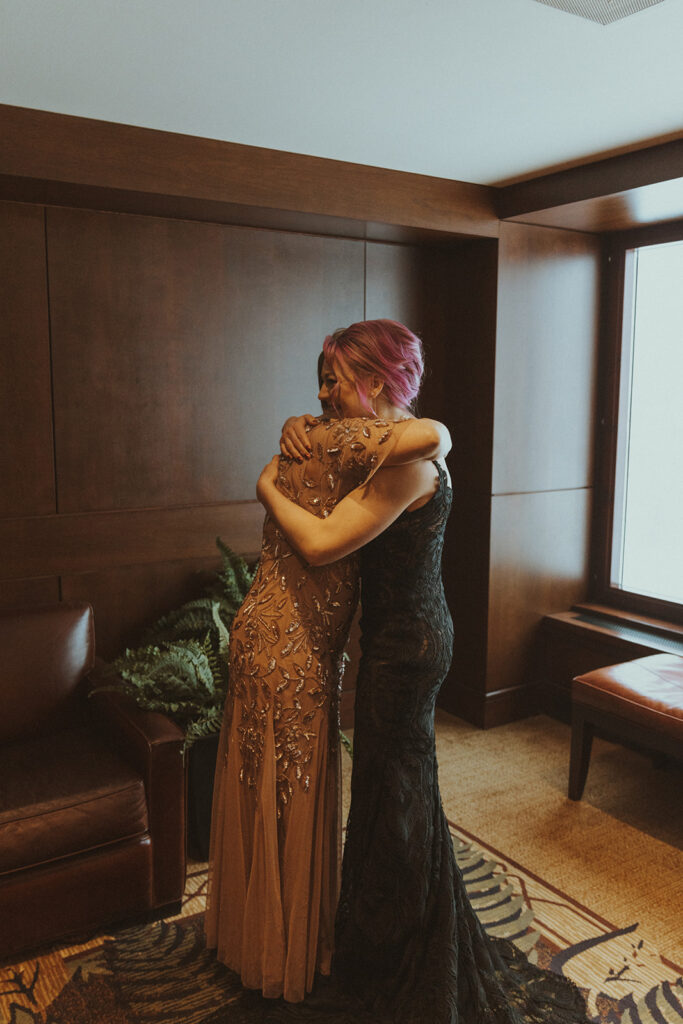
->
[498, 137, 683, 233]
[0, 104, 498, 240]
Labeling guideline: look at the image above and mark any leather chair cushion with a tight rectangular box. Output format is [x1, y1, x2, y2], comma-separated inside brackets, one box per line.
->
[573, 653, 683, 741]
[0, 603, 95, 744]
[0, 724, 149, 876]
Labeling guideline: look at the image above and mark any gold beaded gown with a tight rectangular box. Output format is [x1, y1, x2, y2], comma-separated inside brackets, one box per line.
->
[205, 417, 398, 1004]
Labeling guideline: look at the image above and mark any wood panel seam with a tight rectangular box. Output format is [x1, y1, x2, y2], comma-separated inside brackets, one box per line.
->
[43, 207, 61, 528]
[492, 485, 593, 497]
[0, 498, 262, 524]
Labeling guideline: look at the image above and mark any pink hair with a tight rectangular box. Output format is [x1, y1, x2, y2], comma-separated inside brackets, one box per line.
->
[322, 319, 424, 416]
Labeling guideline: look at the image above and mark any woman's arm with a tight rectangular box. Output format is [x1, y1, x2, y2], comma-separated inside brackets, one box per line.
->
[280, 414, 451, 464]
[390, 418, 451, 463]
[257, 455, 437, 566]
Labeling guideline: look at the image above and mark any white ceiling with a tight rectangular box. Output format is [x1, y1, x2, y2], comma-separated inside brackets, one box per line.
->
[1, 0, 682, 186]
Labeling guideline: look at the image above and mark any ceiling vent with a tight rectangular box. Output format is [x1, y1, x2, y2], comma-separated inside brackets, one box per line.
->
[532, 0, 667, 24]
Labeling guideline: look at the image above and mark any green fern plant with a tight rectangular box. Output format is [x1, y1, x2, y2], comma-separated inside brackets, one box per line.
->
[90, 538, 255, 750]
[339, 730, 353, 759]
[339, 651, 354, 758]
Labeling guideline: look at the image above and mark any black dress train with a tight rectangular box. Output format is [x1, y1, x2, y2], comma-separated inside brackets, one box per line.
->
[333, 462, 590, 1024]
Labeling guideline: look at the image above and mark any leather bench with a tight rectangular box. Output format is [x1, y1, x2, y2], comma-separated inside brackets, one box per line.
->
[569, 653, 683, 800]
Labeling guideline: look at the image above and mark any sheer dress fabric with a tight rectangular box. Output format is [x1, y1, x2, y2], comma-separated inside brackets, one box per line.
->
[205, 417, 397, 1003]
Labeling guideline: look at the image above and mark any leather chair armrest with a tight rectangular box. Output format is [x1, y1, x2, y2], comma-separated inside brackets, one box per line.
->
[84, 658, 187, 908]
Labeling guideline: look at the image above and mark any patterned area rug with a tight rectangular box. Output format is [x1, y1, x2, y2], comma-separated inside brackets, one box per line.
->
[1, 823, 681, 1024]
[449, 822, 683, 1024]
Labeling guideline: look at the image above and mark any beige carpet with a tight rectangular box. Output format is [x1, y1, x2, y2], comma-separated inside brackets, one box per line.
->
[342, 711, 683, 967]
[3, 712, 681, 1023]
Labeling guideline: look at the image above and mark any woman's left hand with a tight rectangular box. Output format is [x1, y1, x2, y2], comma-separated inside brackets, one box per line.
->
[280, 414, 316, 462]
[257, 455, 280, 503]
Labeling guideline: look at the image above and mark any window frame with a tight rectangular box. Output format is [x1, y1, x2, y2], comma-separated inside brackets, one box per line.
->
[592, 217, 683, 626]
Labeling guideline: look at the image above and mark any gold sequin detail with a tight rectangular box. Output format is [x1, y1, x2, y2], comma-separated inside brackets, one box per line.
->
[225, 418, 395, 812]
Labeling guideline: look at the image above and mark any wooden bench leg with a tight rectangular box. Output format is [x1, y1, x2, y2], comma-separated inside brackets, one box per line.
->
[569, 706, 594, 801]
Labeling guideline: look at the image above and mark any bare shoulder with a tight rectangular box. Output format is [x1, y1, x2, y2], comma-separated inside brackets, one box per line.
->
[419, 417, 452, 454]
[361, 458, 439, 503]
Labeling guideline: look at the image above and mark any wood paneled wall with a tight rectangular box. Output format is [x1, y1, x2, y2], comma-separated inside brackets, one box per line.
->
[46, 207, 365, 511]
[363, 240, 501, 718]
[2, 200, 372, 656]
[3, 195, 599, 724]
[0, 106, 605, 729]
[2, 200, 493, 684]
[483, 222, 600, 724]
[0, 203, 55, 519]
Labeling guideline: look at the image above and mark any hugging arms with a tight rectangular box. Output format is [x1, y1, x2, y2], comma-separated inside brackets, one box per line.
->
[258, 413, 451, 565]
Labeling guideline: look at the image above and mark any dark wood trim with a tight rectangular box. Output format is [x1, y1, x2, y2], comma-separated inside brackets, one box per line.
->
[543, 610, 683, 655]
[0, 173, 369, 240]
[595, 588, 683, 626]
[574, 602, 683, 641]
[0, 503, 264, 581]
[498, 137, 683, 222]
[609, 217, 683, 249]
[498, 181, 683, 234]
[589, 237, 624, 605]
[0, 174, 474, 246]
[481, 683, 535, 728]
[590, 224, 683, 625]
[441, 681, 534, 729]
[0, 105, 499, 239]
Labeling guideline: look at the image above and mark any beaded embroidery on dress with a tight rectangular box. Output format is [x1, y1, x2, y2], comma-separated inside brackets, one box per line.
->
[205, 417, 396, 1004]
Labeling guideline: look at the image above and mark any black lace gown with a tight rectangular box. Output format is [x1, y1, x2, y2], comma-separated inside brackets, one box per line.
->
[333, 462, 590, 1024]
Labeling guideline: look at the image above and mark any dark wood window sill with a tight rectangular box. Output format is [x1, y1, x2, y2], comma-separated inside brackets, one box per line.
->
[537, 603, 683, 721]
[569, 603, 683, 654]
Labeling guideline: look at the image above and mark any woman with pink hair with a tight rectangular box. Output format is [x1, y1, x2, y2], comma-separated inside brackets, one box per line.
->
[258, 320, 590, 1023]
[205, 322, 449, 1009]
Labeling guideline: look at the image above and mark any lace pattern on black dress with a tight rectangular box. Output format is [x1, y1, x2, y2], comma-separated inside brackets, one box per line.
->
[331, 462, 591, 1024]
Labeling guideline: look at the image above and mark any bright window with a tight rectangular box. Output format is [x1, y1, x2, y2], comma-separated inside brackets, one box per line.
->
[611, 239, 683, 606]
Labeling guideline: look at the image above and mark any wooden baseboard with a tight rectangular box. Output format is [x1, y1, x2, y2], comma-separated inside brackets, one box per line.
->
[438, 681, 536, 729]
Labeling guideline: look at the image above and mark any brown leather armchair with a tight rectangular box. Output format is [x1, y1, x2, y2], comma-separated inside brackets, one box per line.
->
[0, 602, 186, 962]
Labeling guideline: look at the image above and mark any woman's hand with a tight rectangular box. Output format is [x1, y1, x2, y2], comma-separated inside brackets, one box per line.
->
[280, 414, 317, 461]
[257, 455, 280, 504]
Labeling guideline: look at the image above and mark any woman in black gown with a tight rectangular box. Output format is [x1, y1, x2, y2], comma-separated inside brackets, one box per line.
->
[259, 319, 590, 1024]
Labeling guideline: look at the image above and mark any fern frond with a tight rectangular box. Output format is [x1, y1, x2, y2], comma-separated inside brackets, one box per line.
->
[95, 537, 256, 749]
[215, 536, 256, 604]
[140, 598, 223, 645]
[339, 730, 354, 759]
[211, 600, 231, 656]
